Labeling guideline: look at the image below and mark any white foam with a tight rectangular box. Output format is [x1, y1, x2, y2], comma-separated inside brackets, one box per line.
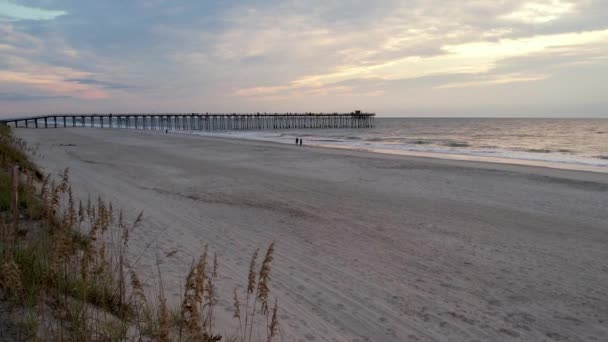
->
[184, 130, 608, 173]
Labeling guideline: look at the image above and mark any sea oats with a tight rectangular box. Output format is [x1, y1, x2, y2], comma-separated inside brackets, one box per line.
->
[268, 298, 279, 342]
[257, 243, 274, 314]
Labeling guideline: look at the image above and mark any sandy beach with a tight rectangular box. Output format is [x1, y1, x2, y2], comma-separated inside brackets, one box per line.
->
[17, 128, 608, 341]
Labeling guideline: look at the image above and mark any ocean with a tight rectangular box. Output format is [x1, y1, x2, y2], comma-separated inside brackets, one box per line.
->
[190, 118, 608, 172]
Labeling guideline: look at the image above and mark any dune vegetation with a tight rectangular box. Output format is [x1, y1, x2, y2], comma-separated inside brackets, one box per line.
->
[0, 125, 279, 341]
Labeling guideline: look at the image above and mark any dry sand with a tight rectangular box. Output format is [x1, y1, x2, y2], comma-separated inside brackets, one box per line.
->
[18, 128, 608, 341]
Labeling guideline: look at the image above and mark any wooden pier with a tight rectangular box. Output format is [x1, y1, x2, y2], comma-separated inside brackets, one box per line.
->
[1, 112, 375, 131]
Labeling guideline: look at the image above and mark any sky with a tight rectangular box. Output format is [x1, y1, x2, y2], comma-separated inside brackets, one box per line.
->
[0, 0, 607, 117]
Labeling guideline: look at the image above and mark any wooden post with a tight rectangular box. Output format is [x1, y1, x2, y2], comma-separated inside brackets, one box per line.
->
[10, 165, 19, 241]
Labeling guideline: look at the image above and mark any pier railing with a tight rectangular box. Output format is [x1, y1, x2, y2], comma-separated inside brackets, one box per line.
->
[1, 112, 375, 131]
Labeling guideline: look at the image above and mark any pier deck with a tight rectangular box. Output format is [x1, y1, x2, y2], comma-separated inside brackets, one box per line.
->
[1, 112, 375, 131]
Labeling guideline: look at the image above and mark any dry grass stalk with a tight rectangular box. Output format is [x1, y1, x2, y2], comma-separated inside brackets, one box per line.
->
[0, 259, 24, 298]
[233, 288, 241, 320]
[205, 277, 216, 333]
[78, 200, 84, 223]
[258, 243, 275, 315]
[156, 253, 170, 342]
[195, 246, 208, 301]
[243, 248, 259, 341]
[60, 168, 69, 192]
[108, 202, 114, 225]
[268, 299, 279, 342]
[25, 169, 35, 194]
[68, 186, 77, 225]
[48, 185, 61, 225]
[86, 196, 93, 221]
[133, 210, 143, 227]
[1, 218, 7, 243]
[120, 212, 129, 247]
[80, 241, 93, 281]
[39, 174, 50, 198]
[240, 244, 279, 342]
[247, 243, 275, 342]
[247, 249, 259, 294]
[159, 296, 170, 342]
[183, 261, 203, 338]
[213, 252, 218, 279]
[130, 269, 146, 304]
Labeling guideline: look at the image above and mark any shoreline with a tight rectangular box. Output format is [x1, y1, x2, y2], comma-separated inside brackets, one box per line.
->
[180, 130, 608, 174]
[159, 129, 608, 181]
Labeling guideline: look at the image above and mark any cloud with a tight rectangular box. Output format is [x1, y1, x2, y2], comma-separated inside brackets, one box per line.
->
[500, 0, 576, 24]
[66, 78, 133, 89]
[0, 22, 120, 100]
[162, 1, 601, 101]
[1, 0, 607, 116]
[0, 69, 109, 99]
[234, 29, 608, 96]
[0, 0, 66, 21]
[0, 92, 69, 101]
[435, 73, 549, 89]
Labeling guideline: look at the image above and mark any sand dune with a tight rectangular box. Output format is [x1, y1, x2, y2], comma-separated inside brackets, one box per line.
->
[18, 128, 608, 341]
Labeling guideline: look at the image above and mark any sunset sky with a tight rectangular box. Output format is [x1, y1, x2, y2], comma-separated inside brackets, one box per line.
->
[1, 0, 607, 117]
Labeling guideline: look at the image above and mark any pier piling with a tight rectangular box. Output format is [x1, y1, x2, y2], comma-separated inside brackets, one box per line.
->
[1, 112, 375, 131]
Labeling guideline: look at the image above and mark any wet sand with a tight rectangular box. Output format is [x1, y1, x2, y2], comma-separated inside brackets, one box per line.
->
[18, 128, 608, 341]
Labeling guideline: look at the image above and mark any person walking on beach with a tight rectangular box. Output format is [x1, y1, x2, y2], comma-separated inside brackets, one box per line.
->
[299, 138, 303, 146]
[295, 138, 299, 145]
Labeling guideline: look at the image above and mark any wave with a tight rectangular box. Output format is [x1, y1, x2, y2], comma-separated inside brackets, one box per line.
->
[445, 142, 470, 147]
[526, 148, 573, 154]
[185, 129, 608, 171]
[527, 148, 552, 153]
[313, 139, 342, 142]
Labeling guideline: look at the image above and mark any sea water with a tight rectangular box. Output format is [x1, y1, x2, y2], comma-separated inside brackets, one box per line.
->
[190, 118, 608, 172]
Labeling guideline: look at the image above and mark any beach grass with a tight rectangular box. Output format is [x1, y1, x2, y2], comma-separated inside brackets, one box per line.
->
[0, 124, 280, 341]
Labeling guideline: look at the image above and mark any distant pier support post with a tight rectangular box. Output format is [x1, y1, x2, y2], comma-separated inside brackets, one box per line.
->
[1, 112, 375, 131]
